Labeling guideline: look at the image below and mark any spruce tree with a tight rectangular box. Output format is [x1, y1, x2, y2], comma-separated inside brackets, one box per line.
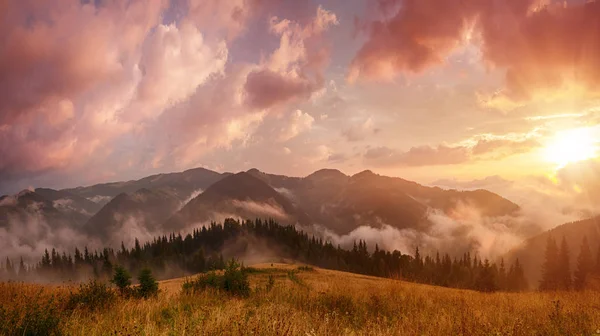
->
[111, 265, 132, 294]
[574, 237, 593, 290]
[540, 236, 559, 291]
[558, 237, 571, 290]
[137, 268, 159, 299]
[512, 259, 528, 291]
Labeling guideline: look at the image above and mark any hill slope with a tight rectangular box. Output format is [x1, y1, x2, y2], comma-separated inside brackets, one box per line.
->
[3, 263, 600, 335]
[506, 216, 600, 286]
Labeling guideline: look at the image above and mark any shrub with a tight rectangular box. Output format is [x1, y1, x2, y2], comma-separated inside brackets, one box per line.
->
[111, 265, 132, 295]
[297, 266, 315, 272]
[137, 268, 159, 299]
[183, 258, 250, 297]
[223, 259, 250, 297]
[67, 280, 116, 311]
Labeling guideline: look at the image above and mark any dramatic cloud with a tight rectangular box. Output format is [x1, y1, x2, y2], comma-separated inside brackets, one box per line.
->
[243, 6, 338, 109]
[350, 0, 600, 106]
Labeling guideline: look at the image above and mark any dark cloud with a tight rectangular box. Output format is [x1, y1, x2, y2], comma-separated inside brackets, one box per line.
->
[244, 70, 318, 109]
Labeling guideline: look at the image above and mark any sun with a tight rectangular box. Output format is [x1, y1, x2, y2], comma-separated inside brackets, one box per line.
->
[543, 127, 599, 168]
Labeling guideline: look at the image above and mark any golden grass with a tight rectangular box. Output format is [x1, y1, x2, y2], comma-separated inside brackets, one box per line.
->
[3, 263, 600, 335]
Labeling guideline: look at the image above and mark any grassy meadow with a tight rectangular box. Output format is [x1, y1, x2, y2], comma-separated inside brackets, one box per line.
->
[2, 263, 600, 336]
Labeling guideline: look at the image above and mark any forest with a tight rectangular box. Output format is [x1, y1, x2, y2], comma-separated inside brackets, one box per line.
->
[1, 218, 599, 292]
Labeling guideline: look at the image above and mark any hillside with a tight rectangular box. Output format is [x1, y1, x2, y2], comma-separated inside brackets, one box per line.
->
[506, 216, 600, 286]
[2, 263, 600, 335]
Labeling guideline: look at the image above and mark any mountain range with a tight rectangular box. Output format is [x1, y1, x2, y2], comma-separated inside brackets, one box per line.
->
[3, 166, 589, 284]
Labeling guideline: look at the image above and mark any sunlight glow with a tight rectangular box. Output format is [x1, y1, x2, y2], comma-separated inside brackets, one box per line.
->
[543, 127, 599, 168]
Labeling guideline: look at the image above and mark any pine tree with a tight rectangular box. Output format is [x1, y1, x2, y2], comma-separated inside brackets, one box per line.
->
[509, 259, 528, 292]
[5, 257, 14, 279]
[111, 265, 132, 295]
[475, 259, 497, 292]
[498, 258, 507, 290]
[17, 257, 26, 278]
[137, 268, 159, 299]
[574, 237, 593, 290]
[558, 237, 571, 290]
[540, 236, 559, 291]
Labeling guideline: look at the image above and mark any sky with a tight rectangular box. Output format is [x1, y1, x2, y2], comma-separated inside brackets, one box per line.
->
[1, 0, 600, 200]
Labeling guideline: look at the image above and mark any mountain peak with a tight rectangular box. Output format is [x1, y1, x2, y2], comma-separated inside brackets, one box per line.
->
[352, 170, 376, 179]
[306, 169, 347, 180]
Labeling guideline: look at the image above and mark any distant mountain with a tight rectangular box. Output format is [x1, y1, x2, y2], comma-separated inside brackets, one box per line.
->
[505, 216, 600, 286]
[63, 167, 224, 206]
[82, 188, 182, 245]
[248, 168, 520, 235]
[167, 172, 312, 230]
[35, 188, 103, 218]
[0, 189, 82, 229]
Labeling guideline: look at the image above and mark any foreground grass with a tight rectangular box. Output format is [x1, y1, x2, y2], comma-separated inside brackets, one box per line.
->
[2, 263, 600, 335]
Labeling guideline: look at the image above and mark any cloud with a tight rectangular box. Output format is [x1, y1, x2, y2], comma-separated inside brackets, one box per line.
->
[276, 110, 315, 142]
[342, 117, 376, 142]
[555, 158, 600, 202]
[243, 6, 338, 109]
[311, 201, 537, 260]
[471, 138, 540, 158]
[364, 145, 470, 167]
[0, 0, 231, 188]
[134, 21, 228, 120]
[350, 0, 600, 106]
[244, 70, 319, 109]
[364, 134, 541, 167]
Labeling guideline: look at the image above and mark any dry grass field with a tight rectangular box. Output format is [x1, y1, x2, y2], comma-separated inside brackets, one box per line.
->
[2, 263, 600, 336]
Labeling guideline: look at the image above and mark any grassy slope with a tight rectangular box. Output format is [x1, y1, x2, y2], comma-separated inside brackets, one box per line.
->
[3, 263, 600, 335]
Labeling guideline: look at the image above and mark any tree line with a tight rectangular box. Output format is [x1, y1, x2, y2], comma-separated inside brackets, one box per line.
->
[539, 235, 600, 291]
[1, 218, 528, 292]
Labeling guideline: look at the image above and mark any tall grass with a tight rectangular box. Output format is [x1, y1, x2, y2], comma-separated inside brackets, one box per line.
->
[1, 264, 600, 335]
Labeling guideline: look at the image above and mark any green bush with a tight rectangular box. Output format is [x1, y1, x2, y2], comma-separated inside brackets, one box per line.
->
[183, 258, 250, 297]
[67, 280, 116, 311]
[137, 268, 159, 299]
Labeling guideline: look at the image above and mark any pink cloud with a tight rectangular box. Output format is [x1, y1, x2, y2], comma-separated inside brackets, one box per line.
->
[243, 6, 338, 109]
[350, 0, 600, 104]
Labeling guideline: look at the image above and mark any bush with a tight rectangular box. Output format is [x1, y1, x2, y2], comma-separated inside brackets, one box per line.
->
[297, 266, 315, 272]
[183, 258, 250, 297]
[111, 265, 132, 295]
[67, 280, 116, 311]
[137, 268, 159, 299]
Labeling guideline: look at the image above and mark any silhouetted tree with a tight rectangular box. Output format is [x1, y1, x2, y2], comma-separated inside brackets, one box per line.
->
[574, 237, 593, 290]
[540, 236, 559, 291]
[558, 237, 571, 290]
